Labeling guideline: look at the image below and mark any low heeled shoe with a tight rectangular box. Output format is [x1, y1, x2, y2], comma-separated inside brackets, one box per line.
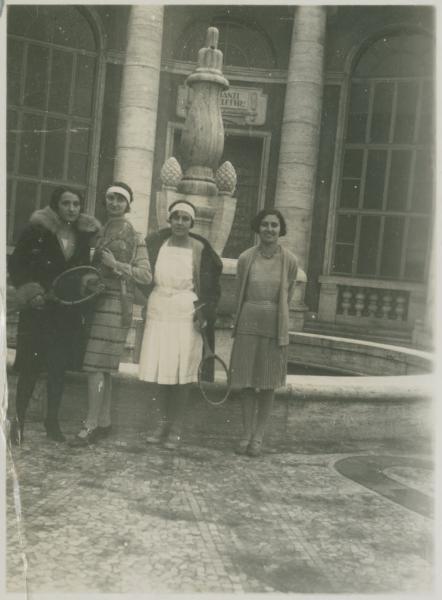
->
[246, 439, 263, 457]
[44, 420, 66, 443]
[163, 432, 181, 450]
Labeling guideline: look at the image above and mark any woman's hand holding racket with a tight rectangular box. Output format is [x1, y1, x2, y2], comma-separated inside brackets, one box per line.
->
[100, 248, 117, 270]
[193, 307, 207, 332]
[29, 294, 45, 309]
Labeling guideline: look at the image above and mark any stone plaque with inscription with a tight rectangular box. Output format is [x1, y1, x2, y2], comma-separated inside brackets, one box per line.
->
[177, 84, 267, 126]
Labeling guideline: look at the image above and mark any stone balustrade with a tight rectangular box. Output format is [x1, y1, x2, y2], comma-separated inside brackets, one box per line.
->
[337, 285, 410, 321]
[316, 275, 427, 344]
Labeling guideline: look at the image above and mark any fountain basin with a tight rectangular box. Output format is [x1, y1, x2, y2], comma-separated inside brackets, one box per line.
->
[212, 329, 434, 403]
[287, 332, 433, 377]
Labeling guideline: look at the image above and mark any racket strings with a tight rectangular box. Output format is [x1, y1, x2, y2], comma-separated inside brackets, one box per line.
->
[52, 266, 103, 305]
[198, 355, 230, 406]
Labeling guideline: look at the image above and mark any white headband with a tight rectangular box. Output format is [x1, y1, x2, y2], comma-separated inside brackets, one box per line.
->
[168, 202, 196, 221]
[106, 186, 132, 204]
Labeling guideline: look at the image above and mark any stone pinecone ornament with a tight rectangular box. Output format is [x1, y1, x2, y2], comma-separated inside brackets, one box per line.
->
[161, 157, 183, 188]
[215, 161, 237, 195]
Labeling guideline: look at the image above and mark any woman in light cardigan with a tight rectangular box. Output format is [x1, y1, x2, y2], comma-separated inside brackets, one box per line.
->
[229, 209, 298, 457]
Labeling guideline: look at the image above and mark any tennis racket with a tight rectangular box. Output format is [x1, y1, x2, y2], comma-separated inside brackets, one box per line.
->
[50, 265, 105, 306]
[197, 326, 231, 406]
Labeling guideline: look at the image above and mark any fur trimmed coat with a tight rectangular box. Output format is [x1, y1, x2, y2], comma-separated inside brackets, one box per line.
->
[8, 206, 101, 372]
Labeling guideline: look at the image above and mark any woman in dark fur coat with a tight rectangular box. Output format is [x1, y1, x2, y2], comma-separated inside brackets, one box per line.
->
[138, 200, 223, 449]
[8, 186, 101, 444]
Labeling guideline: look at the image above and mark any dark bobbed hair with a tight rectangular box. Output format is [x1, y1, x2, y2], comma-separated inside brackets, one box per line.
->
[104, 181, 133, 213]
[251, 208, 287, 237]
[167, 199, 196, 227]
[49, 186, 83, 212]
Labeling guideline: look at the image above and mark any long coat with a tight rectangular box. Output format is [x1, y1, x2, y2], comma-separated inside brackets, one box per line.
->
[141, 228, 223, 370]
[8, 206, 101, 373]
[143, 228, 222, 319]
[82, 217, 152, 373]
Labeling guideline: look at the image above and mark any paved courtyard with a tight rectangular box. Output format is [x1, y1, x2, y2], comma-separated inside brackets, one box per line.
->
[5, 373, 435, 596]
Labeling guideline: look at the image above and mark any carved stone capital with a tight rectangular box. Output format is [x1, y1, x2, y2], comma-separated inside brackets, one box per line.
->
[160, 157, 183, 190]
[215, 161, 237, 196]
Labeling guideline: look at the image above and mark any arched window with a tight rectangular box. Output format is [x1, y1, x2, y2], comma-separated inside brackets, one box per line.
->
[7, 6, 99, 243]
[176, 18, 277, 69]
[332, 31, 434, 282]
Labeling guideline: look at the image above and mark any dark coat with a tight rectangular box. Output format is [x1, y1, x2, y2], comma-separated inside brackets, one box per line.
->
[8, 206, 101, 373]
[142, 228, 223, 323]
[141, 228, 223, 368]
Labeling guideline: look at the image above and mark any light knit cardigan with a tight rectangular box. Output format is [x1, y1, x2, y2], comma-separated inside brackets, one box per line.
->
[232, 244, 298, 347]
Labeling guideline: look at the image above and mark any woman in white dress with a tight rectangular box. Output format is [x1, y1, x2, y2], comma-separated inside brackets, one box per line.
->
[139, 200, 222, 449]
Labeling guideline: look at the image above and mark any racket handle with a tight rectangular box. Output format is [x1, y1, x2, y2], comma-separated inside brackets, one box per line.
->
[200, 327, 215, 360]
[45, 289, 58, 303]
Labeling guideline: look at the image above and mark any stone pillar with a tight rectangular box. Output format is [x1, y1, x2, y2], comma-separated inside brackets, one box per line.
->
[317, 279, 338, 323]
[114, 5, 163, 234]
[425, 241, 436, 340]
[412, 234, 436, 350]
[274, 6, 326, 268]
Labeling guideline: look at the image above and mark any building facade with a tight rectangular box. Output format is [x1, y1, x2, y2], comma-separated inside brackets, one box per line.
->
[6, 4, 435, 348]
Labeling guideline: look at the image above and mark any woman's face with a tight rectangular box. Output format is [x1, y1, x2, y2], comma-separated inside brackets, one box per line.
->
[57, 192, 81, 223]
[105, 191, 128, 217]
[169, 210, 192, 237]
[259, 213, 281, 244]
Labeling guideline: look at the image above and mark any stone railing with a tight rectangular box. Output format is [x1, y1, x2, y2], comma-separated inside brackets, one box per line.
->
[316, 275, 427, 344]
[337, 286, 409, 321]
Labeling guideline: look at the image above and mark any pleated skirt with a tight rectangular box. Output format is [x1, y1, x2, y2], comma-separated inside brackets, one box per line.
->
[229, 333, 288, 391]
[82, 290, 131, 373]
[138, 288, 202, 385]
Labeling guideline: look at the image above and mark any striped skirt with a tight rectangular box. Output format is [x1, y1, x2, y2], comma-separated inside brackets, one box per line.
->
[82, 288, 132, 373]
[229, 333, 288, 391]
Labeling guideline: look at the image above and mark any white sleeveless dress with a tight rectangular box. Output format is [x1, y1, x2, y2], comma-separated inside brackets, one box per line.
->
[138, 241, 202, 384]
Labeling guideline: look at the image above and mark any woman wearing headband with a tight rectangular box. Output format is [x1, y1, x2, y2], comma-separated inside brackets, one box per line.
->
[229, 209, 298, 457]
[139, 199, 222, 450]
[8, 186, 100, 444]
[71, 182, 151, 446]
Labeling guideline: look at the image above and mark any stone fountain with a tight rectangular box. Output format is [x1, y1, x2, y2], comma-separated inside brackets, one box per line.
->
[156, 27, 237, 255]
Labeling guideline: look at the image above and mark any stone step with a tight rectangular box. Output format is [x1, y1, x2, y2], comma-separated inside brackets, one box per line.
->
[303, 322, 413, 348]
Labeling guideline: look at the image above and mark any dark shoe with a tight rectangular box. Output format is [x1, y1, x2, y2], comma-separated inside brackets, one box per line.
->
[163, 432, 181, 450]
[145, 421, 168, 444]
[94, 425, 112, 440]
[44, 420, 66, 443]
[234, 439, 250, 455]
[69, 426, 99, 447]
[10, 418, 23, 446]
[247, 439, 262, 457]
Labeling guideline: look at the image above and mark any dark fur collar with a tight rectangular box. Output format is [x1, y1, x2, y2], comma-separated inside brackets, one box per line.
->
[30, 206, 101, 235]
[145, 227, 222, 271]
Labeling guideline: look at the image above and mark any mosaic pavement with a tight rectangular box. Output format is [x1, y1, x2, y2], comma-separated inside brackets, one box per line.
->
[4, 376, 435, 596]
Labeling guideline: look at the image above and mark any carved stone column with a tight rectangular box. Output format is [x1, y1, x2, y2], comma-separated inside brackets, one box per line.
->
[114, 5, 164, 234]
[179, 27, 229, 196]
[274, 6, 326, 268]
[156, 27, 237, 255]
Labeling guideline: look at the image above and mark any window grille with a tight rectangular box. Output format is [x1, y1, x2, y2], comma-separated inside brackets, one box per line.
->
[333, 32, 434, 283]
[7, 6, 98, 244]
